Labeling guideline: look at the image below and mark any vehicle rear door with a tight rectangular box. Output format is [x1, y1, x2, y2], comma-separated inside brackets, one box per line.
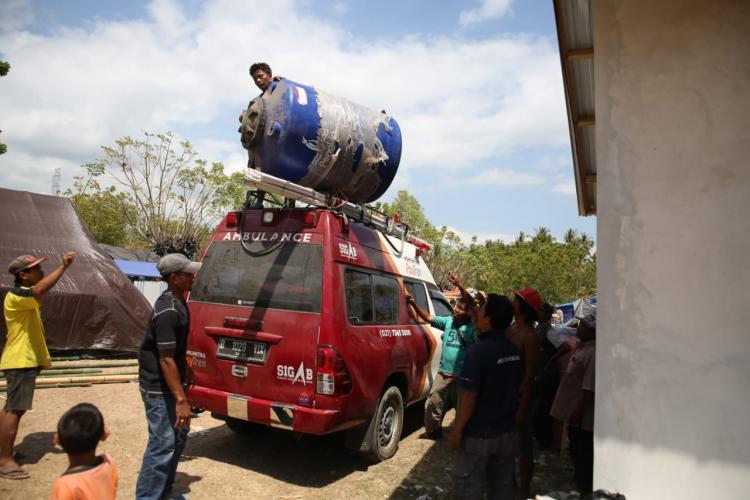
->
[187, 229, 324, 406]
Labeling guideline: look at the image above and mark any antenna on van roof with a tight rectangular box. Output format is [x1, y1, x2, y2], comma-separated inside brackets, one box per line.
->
[244, 169, 431, 254]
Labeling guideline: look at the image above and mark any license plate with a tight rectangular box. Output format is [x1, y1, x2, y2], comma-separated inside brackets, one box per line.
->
[216, 337, 266, 363]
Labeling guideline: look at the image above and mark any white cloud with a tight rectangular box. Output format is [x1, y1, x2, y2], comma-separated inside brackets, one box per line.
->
[532, 154, 572, 173]
[0, 0, 568, 197]
[332, 1, 350, 16]
[459, 0, 513, 28]
[550, 175, 576, 195]
[451, 168, 545, 188]
[0, 0, 34, 33]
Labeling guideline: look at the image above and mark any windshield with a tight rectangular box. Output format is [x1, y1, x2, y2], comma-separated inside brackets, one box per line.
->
[190, 240, 323, 313]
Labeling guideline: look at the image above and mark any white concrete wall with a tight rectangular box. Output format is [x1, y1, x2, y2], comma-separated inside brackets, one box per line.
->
[594, 1, 750, 498]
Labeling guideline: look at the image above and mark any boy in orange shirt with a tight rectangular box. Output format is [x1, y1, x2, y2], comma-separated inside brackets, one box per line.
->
[50, 403, 118, 500]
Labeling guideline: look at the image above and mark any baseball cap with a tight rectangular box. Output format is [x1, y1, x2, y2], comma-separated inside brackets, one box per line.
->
[156, 254, 202, 276]
[578, 311, 597, 330]
[8, 255, 47, 275]
[515, 287, 543, 311]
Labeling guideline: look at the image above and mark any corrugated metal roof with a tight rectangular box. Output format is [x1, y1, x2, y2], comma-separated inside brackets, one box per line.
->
[553, 0, 596, 215]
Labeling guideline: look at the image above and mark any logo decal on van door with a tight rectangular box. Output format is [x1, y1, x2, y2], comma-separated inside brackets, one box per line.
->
[276, 362, 313, 385]
[338, 242, 358, 261]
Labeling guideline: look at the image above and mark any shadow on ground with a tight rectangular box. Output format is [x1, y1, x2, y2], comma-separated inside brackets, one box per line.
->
[173, 471, 202, 496]
[15, 431, 64, 465]
[183, 420, 369, 487]
[181, 403, 431, 489]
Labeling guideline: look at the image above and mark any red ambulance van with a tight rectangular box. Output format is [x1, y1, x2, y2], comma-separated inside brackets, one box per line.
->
[185, 201, 453, 461]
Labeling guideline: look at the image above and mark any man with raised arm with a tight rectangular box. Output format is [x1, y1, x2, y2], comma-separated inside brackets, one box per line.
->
[0, 251, 75, 480]
[406, 273, 478, 439]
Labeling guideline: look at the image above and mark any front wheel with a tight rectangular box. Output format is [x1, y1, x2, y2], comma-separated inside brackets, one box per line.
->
[359, 386, 404, 462]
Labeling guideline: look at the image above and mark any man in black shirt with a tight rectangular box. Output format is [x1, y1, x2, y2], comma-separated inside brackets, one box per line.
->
[448, 294, 522, 500]
[136, 253, 201, 500]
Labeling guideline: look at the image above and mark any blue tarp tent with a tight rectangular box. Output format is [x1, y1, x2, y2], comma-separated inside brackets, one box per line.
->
[555, 296, 597, 324]
[114, 259, 160, 279]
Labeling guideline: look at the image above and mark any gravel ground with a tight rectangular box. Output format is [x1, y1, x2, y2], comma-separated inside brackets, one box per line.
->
[0, 382, 575, 499]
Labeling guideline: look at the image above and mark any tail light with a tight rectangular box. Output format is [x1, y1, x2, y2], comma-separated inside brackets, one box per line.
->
[303, 212, 317, 227]
[316, 345, 352, 396]
[226, 212, 239, 228]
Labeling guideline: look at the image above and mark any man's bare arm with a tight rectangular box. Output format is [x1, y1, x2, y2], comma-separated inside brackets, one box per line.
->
[516, 332, 540, 426]
[448, 273, 477, 312]
[158, 349, 191, 429]
[405, 293, 433, 323]
[31, 251, 75, 301]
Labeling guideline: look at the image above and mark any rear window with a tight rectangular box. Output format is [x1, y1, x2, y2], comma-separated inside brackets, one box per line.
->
[190, 241, 323, 313]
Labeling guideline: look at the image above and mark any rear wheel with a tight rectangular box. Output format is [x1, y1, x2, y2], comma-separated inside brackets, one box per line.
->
[359, 386, 404, 462]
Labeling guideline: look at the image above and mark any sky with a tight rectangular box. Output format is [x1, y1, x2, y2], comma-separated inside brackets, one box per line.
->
[0, 0, 595, 244]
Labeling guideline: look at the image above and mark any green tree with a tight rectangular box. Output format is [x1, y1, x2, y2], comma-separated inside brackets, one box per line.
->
[75, 132, 245, 256]
[71, 192, 137, 247]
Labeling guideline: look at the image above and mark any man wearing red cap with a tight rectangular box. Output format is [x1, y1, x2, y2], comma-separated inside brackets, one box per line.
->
[507, 286, 542, 500]
[0, 251, 75, 480]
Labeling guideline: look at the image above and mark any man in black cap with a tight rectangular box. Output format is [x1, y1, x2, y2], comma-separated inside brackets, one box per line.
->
[135, 253, 201, 500]
[0, 251, 75, 480]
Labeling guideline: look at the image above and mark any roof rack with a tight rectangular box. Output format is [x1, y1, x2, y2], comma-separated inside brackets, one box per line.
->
[244, 169, 431, 253]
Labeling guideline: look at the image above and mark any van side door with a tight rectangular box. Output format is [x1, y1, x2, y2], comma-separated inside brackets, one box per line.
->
[404, 280, 444, 400]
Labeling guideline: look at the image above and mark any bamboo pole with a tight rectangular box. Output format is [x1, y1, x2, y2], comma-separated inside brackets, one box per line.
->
[1, 368, 102, 379]
[38, 383, 93, 389]
[0, 374, 137, 390]
[38, 369, 104, 378]
[2, 369, 140, 380]
[49, 359, 138, 369]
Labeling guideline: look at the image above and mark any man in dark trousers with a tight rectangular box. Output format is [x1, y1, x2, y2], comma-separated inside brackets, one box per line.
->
[448, 294, 522, 500]
[135, 253, 201, 500]
[550, 311, 597, 496]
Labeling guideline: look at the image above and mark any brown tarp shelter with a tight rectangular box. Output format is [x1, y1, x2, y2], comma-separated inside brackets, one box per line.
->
[0, 188, 152, 352]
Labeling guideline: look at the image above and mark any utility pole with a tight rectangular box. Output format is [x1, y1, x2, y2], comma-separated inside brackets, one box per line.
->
[52, 168, 61, 195]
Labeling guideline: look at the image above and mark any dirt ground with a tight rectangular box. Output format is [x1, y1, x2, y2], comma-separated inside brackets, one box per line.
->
[0, 382, 576, 499]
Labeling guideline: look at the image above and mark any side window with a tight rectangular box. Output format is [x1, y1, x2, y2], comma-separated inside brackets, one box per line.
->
[404, 281, 429, 323]
[372, 274, 399, 324]
[429, 288, 453, 317]
[345, 270, 372, 324]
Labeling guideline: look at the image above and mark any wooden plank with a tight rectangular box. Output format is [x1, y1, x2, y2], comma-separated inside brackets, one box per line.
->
[576, 117, 595, 127]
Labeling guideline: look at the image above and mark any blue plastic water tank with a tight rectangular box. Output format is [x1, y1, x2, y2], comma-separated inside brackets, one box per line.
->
[240, 79, 402, 203]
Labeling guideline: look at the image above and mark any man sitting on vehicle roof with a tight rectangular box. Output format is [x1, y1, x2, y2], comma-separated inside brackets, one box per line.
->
[406, 272, 479, 440]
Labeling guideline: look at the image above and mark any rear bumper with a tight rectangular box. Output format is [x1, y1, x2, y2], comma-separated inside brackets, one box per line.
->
[188, 385, 364, 434]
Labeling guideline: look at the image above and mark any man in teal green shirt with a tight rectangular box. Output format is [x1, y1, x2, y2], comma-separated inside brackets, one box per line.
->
[406, 274, 479, 439]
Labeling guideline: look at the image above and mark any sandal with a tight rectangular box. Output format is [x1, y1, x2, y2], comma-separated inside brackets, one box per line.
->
[0, 467, 30, 480]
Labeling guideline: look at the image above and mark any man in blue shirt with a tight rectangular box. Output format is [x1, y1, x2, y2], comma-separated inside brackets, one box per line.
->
[448, 294, 522, 500]
[406, 273, 478, 439]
